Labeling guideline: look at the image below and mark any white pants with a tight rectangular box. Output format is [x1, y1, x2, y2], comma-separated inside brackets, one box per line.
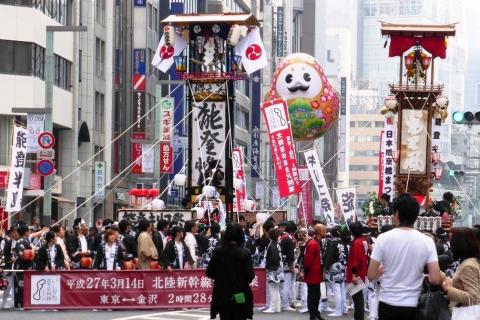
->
[2, 274, 14, 308]
[332, 282, 347, 315]
[268, 282, 281, 312]
[296, 281, 308, 307]
[368, 285, 378, 320]
[280, 272, 294, 308]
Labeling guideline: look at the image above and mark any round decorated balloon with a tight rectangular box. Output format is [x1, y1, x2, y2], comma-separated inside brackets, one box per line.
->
[265, 53, 339, 140]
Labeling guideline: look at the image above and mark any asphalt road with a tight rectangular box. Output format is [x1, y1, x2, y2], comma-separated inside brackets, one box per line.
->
[0, 308, 354, 320]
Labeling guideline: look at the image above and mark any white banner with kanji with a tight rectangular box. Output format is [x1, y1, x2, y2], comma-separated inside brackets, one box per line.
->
[232, 147, 247, 211]
[431, 117, 442, 174]
[335, 187, 356, 225]
[303, 149, 334, 226]
[381, 116, 396, 198]
[6, 126, 28, 212]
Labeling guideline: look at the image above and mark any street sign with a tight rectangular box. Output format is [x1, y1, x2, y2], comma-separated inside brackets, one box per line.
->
[94, 161, 106, 200]
[38, 131, 55, 149]
[37, 159, 55, 176]
[37, 149, 55, 159]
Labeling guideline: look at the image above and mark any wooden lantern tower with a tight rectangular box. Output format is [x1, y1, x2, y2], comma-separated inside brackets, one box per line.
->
[381, 23, 456, 198]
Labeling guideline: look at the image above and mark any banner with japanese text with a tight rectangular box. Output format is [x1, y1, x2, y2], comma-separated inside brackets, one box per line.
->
[26, 114, 45, 153]
[303, 149, 334, 226]
[6, 126, 28, 212]
[132, 133, 144, 174]
[233, 147, 247, 210]
[378, 131, 384, 195]
[335, 187, 356, 225]
[431, 117, 441, 175]
[23, 269, 266, 310]
[191, 101, 226, 187]
[250, 71, 261, 178]
[381, 116, 396, 198]
[160, 142, 173, 174]
[298, 166, 313, 226]
[261, 99, 301, 198]
[159, 98, 174, 174]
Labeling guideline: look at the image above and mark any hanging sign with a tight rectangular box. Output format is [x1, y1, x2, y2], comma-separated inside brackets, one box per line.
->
[132, 133, 144, 174]
[94, 161, 106, 200]
[141, 144, 154, 173]
[382, 116, 396, 198]
[6, 126, 28, 212]
[303, 149, 334, 226]
[191, 102, 226, 187]
[335, 187, 357, 224]
[27, 114, 45, 153]
[261, 99, 301, 198]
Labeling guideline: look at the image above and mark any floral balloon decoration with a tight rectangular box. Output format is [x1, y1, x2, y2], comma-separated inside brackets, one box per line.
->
[265, 53, 339, 140]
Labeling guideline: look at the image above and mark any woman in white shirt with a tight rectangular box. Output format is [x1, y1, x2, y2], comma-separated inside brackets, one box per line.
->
[93, 229, 124, 270]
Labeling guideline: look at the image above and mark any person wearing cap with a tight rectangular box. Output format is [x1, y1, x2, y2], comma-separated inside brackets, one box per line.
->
[66, 218, 92, 269]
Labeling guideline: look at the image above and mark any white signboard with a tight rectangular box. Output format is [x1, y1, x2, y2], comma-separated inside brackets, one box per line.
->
[94, 161, 105, 200]
[400, 109, 428, 174]
[382, 116, 396, 198]
[304, 149, 335, 226]
[191, 101, 226, 187]
[335, 187, 356, 224]
[141, 144, 154, 173]
[27, 114, 45, 153]
[30, 275, 61, 305]
[6, 126, 28, 212]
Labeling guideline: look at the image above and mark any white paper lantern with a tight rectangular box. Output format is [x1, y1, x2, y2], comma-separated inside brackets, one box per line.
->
[436, 96, 449, 108]
[202, 185, 216, 198]
[173, 173, 187, 186]
[227, 24, 242, 46]
[233, 178, 244, 191]
[151, 198, 165, 210]
[256, 212, 269, 224]
[385, 95, 397, 109]
[243, 199, 256, 212]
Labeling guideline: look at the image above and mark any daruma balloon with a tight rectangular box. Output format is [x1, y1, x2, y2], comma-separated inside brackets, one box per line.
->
[265, 53, 339, 140]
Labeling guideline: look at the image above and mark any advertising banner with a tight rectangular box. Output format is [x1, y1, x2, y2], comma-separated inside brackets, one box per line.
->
[160, 142, 173, 174]
[232, 147, 247, 210]
[133, 92, 146, 133]
[132, 133, 145, 174]
[23, 269, 266, 310]
[141, 144, 154, 173]
[26, 114, 45, 153]
[382, 116, 396, 198]
[261, 99, 301, 198]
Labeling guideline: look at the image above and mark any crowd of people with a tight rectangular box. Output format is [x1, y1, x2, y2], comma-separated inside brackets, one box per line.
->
[0, 192, 479, 320]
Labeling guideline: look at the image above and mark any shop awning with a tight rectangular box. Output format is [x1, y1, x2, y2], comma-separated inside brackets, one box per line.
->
[52, 196, 75, 204]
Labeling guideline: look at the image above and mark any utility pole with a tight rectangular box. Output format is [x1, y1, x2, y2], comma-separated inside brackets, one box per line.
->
[43, 26, 86, 223]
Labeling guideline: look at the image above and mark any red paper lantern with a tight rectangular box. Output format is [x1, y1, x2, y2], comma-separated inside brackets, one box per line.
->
[124, 260, 134, 270]
[413, 195, 425, 206]
[80, 257, 93, 269]
[404, 55, 414, 70]
[150, 261, 160, 270]
[22, 249, 35, 262]
[147, 189, 160, 198]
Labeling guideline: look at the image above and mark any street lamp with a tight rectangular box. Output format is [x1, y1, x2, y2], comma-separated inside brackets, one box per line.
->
[42, 26, 87, 223]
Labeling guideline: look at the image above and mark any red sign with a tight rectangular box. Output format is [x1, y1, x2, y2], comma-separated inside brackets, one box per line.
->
[298, 166, 313, 226]
[29, 173, 42, 190]
[132, 133, 145, 174]
[261, 99, 301, 198]
[23, 269, 266, 310]
[378, 130, 384, 196]
[133, 74, 145, 91]
[38, 131, 55, 149]
[233, 147, 247, 210]
[0, 170, 7, 189]
[160, 142, 173, 173]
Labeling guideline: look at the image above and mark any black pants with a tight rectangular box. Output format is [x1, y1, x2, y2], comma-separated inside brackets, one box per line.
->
[352, 290, 365, 320]
[378, 301, 417, 320]
[307, 284, 320, 319]
[14, 273, 23, 308]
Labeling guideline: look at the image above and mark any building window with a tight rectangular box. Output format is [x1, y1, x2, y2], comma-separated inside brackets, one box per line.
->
[148, 3, 152, 29]
[374, 121, 384, 128]
[364, 0, 377, 16]
[95, 0, 105, 25]
[54, 54, 71, 90]
[95, 38, 105, 77]
[349, 165, 379, 171]
[153, 6, 158, 34]
[95, 91, 105, 132]
[236, 108, 249, 130]
[350, 121, 356, 128]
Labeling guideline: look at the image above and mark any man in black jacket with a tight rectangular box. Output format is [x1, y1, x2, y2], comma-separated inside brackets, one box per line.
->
[280, 221, 297, 311]
[66, 218, 92, 269]
[118, 219, 137, 260]
[1, 227, 18, 308]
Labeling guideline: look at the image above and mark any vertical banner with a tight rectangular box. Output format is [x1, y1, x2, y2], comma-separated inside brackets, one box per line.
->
[250, 71, 261, 178]
[141, 144, 154, 173]
[160, 142, 173, 173]
[159, 98, 174, 174]
[191, 101, 226, 187]
[378, 130, 384, 195]
[261, 99, 301, 198]
[94, 161, 106, 200]
[133, 92, 146, 133]
[232, 147, 247, 210]
[382, 116, 396, 198]
[303, 149, 334, 226]
[431, 117, 441, 175]
[132, 49, 146, 91]
[335, 187, 357, 225]
[298, 166, 313, 226]
[27, 114, 45, 153]
[6, 126, 28, 212]
[132, 133, 145, 174]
